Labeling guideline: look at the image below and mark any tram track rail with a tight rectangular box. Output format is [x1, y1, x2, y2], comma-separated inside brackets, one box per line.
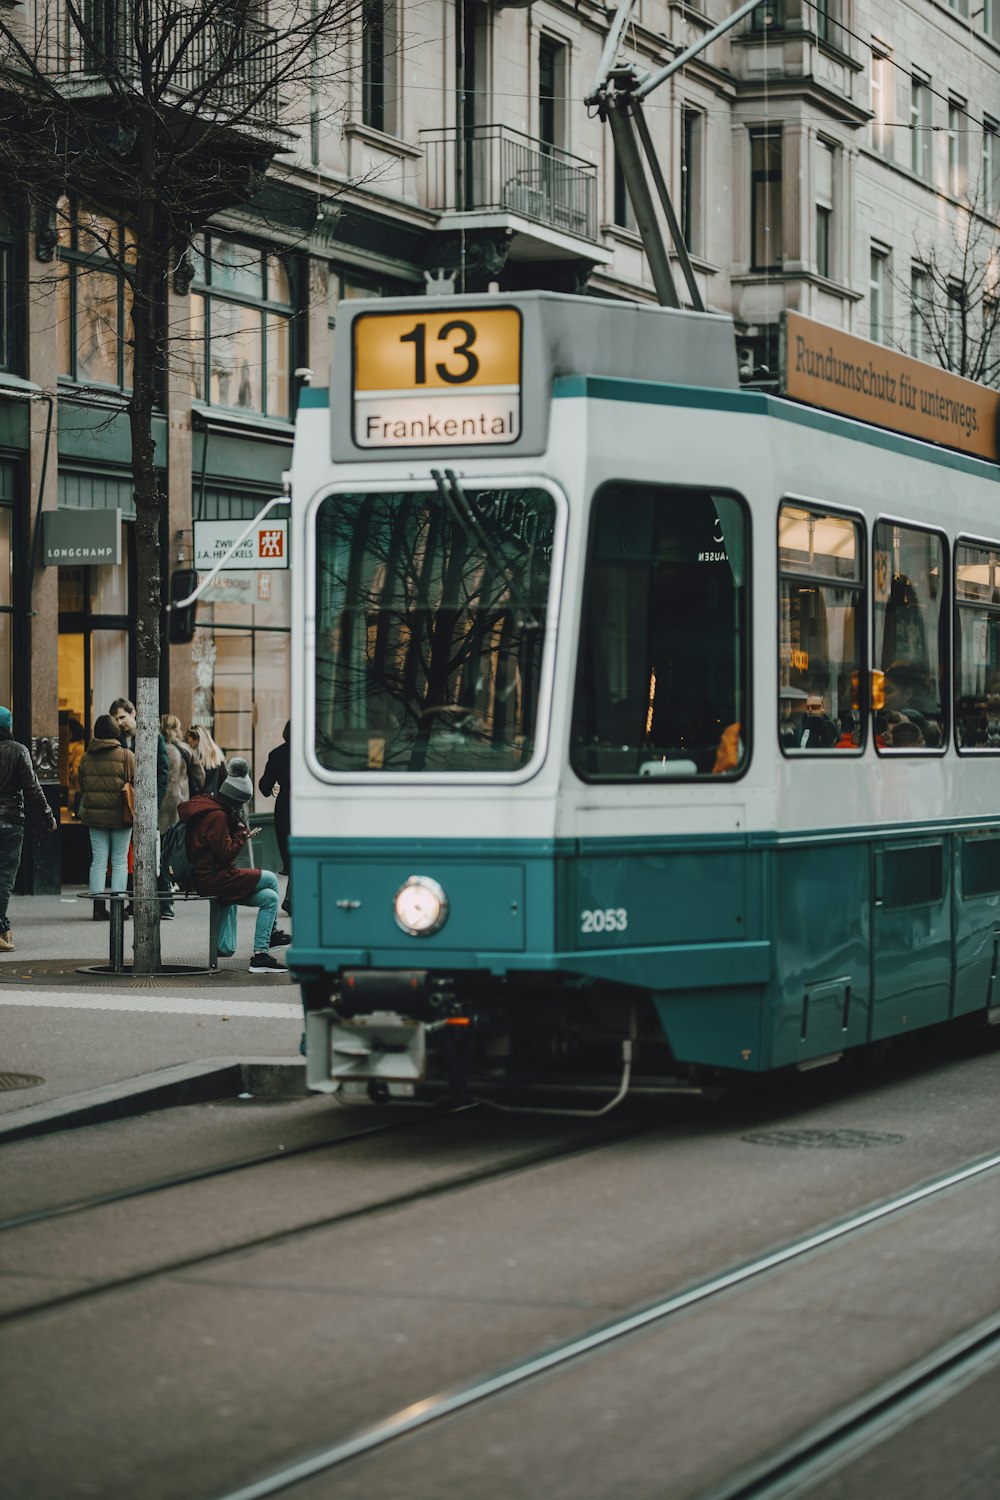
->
[0, 1111, 664, 1325]
[0, 1103, 471, 1233]
[203, 1147, 1000, 1500]
[701, 1311, 1000, 1500]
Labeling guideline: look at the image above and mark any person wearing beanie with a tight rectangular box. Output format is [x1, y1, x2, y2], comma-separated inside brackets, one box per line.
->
[178, 757, 289, 974]
[0, 706, 58, 951]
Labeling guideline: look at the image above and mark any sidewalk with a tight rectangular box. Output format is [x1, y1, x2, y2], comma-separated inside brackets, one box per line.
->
[0, 888, 304, 1137]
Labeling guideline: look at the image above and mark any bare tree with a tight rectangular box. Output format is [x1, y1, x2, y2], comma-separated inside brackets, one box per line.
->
[901, 180, 1000, 388]
[0, 0, 362, 970]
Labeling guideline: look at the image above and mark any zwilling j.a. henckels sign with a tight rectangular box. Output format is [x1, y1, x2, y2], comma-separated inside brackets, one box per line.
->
[193, 519, 288, 571]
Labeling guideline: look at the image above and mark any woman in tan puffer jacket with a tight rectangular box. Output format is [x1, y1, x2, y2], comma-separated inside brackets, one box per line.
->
[79, 714, 135, 918]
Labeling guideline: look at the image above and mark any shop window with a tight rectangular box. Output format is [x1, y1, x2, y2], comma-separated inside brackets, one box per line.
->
[955, 541, 1000, 750]
[779, 506, 864, 753]
[572, 483, 748, 780]
[55, 198, 134, 391]
[57, 558, 132, 818]
[872, 521, 947, 752]
[750, 129, 783, 271]
[190, 235, 294, 420]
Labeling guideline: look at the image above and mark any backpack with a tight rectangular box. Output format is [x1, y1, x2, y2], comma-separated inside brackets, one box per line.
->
[162, 819, 194, 889]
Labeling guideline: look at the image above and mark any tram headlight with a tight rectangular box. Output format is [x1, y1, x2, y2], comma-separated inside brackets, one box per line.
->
[393, 875, 449, 937]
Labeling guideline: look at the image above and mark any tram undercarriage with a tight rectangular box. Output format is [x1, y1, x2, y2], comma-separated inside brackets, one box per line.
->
[301, 971, 707, 1111]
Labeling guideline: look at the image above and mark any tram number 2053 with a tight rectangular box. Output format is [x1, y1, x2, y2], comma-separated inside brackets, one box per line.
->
[580, 907, 629, 934]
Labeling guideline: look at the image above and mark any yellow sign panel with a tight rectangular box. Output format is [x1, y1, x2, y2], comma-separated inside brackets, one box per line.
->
[353, 307, 522, 449]
[782, 311, 1000, 464]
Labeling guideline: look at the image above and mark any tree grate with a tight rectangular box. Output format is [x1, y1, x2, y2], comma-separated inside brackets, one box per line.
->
[0, 1072, 44, 1092]
[742, 1128, 906, 1150]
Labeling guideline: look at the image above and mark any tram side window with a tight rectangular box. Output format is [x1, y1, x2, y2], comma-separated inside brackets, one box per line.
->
[571, 483, 748, 780]
[955, 540, 1000, 750]
[872, 521, 947, 751]
[779, 505, 864, 753]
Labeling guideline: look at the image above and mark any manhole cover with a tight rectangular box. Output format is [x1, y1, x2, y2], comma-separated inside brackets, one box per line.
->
[742, 1128, 905, 1150]
[0, 1072, 44, 1092]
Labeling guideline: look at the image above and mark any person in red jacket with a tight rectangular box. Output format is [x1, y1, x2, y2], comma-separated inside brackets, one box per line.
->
[178, 757, 288, 975]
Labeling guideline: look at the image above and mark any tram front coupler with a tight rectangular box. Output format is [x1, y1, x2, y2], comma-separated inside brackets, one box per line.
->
[304, 968, 469, 1096]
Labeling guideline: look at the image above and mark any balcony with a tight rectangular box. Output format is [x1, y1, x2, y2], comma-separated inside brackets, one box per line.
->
[30, 0, 282, 131]
[422, 124, 600, 251]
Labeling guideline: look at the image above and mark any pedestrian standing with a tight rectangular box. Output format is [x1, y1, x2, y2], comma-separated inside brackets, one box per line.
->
[186, 724, 225, 795]
[179, 757, 289, 974]
[258, 721, 291, 915]
[79, 714, 134, 920]
[0, 707, 58, 951]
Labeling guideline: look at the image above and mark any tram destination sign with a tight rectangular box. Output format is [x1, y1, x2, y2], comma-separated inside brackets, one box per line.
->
[353, 307, 522, 449]
[781, 310, 1000, 463]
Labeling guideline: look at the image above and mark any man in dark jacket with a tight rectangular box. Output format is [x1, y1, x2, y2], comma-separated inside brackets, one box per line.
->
[0, 706, 58, 951]
[178, 757, 288, 974]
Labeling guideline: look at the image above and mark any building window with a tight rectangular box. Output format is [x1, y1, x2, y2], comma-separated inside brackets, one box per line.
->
[539, 36, 566, 152]
[911, 76, 932, 179]
[984, 120, 999, 214]
[910, 267, 929, 361]
[987, 0, 1000, 44]
[0, 205, 14, 374]
[681, 108, 704, 258]
[751, 1, 784, 31]
[190, 236, 294, 420]
[947, 284, 964, 371]
[870, 249, 889, 344]
[814, 0, 836, 43]
[870, 52, 888, 154]
[55, 199, 134, 392]
[613, 157, 635, 232]
[750, 129, 783, 271]
[362, 0, 397, 135]
[948, 100, 967, 198]
[947, 0, 969, 15]
[815, 140, 835, 279]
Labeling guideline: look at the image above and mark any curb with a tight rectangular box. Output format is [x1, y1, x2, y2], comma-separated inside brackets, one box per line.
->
[0, 1057, 309, 1143]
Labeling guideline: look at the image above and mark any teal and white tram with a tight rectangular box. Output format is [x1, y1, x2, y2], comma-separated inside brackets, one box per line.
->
[287, 291, 1000, 1104]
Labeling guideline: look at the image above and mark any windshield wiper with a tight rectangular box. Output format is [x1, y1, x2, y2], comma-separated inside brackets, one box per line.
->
[430, 468, 540, 632]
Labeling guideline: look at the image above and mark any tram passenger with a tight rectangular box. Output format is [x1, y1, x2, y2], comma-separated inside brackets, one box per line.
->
[798, 694, 838, 749]
[886, 715, 925, 748]
[259, 722, 291, 915]
[779, 686, 808, 748]
[835, 713, 858, 749]
[711, 722, 742, 775]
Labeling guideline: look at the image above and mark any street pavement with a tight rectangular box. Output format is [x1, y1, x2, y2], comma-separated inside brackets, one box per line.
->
[0, 886, 303, 1131]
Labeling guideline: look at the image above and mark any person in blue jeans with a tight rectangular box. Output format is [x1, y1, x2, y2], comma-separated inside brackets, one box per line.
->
[178, 757, 289, 974]
[78, 714, 135, 921]
[0, 705, 58, 951]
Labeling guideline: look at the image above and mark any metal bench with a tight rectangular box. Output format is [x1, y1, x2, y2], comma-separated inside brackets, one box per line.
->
[79, 891, 221, 976]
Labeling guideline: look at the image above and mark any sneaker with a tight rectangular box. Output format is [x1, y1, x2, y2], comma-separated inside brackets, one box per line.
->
[249, 952, 288, 974]
[2, 930, 12, 951]
[0, 932, 13, 953]
[269, 928, 292, 948]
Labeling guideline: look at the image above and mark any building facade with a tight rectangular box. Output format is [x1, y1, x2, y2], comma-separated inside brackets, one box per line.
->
[0, 0, 997, 881]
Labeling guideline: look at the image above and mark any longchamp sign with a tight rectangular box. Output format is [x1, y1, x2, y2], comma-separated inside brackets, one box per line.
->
[43, 508, 122, 565]
[781, 311, 1000, 464]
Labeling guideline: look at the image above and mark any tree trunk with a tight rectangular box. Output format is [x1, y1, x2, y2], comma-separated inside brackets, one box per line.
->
[127, 184, 167, 975]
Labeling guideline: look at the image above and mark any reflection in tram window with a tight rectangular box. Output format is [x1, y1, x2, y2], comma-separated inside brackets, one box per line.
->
[314, 486, 556, 773]
[872, 521, 947, 751]
[955, 540, 1000, 750]
[571, 484, 747, 780]
[778, 505, 863, 753]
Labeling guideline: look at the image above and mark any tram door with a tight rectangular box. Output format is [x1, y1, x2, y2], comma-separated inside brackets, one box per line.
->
[871, 839, 951, 1039]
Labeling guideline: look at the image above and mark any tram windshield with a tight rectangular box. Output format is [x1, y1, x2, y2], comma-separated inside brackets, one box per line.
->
[572, 483, 748, 780]
[313, 486, 556, 773]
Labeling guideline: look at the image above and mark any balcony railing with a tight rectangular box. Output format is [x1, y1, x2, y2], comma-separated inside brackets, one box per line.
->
[422, 124, 598, 244]
[32, 0, 280, 127]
